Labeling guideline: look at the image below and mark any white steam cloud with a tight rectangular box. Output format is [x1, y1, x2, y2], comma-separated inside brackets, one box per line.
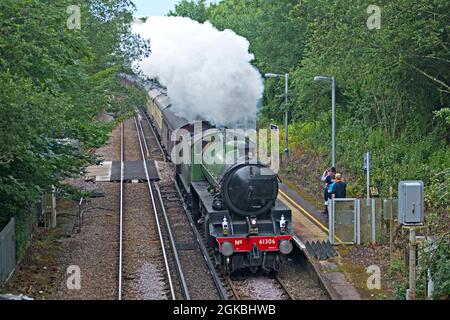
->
[132, 17, 263, 127]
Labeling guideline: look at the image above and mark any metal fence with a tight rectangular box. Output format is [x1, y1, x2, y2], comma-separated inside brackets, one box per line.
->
[329, 198, 360, 244]
[0, 218, 16, 286]
[0, 199, 42, 287]
[329, 198, 398, 245]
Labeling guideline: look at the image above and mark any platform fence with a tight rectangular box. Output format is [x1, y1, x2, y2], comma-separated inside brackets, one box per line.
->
[0, 199, 42, 287]
[0, 218, 16, 286]
[329, 198, 398, 245]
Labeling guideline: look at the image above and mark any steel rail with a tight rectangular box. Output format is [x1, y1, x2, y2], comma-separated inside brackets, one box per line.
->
[274, 275, 294, 300]
[139, 109, 166, 161]
[135, 113, 190, 300]
[118, 122, 124, 300]
[133, 116, 176, 300]
[141, 111, 228, 300]
[225, 277, 241, 300]
[172, 179, 229, 300]
[155, 183, 191, 300]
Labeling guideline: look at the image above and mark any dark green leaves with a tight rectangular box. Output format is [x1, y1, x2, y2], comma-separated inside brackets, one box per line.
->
[0, 0, 147, 226]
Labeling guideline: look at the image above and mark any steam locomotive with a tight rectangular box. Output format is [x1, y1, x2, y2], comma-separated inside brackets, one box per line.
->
[143, 82, 293, 274]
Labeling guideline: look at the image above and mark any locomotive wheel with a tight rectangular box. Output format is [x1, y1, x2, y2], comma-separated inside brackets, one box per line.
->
[223, 257, 231, 275]
[218, 255, 231, 275]
[213, 249, 221, 267]
[272, 255, 281, 274]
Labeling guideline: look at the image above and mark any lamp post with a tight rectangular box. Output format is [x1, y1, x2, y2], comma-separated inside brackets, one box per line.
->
[314, 76, 336, 168]
[265, 73, 289, 160]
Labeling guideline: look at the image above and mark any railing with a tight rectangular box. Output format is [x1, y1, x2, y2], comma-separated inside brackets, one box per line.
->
[329, 198, 398, 245]
[1, 199, 42, 287]
[0, 218, 16, 286]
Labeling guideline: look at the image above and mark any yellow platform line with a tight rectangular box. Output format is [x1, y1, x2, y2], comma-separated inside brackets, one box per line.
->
[279, 189, 343, 244]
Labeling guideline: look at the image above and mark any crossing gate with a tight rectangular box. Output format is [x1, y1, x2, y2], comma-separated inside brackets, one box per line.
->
[0, 218, 16, 286]
[329, 199, 360, 244]
[329, 198, 394, 245]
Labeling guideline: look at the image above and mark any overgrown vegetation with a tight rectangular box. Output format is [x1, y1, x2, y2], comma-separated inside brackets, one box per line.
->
[170, 0, 449, 299]
[0, 1, 148, 230]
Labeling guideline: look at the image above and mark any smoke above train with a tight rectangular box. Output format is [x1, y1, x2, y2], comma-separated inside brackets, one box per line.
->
[132, 16, 263, 127]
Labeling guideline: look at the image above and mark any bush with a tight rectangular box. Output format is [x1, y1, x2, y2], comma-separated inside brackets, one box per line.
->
[280, 119, 450, 206]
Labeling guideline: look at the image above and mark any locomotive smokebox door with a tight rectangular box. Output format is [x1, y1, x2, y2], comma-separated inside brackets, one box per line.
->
[398, 181, 424, 225]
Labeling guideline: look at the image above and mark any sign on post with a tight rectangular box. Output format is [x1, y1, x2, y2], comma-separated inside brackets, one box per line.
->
[364, 152, 370, 204]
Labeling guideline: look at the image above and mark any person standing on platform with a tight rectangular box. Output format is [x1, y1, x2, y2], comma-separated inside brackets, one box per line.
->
[329, 173, 347, 199]
[321, 167, 336, 215]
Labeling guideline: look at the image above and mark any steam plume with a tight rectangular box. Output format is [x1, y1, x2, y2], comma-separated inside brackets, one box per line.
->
[132, 16, 263, 127]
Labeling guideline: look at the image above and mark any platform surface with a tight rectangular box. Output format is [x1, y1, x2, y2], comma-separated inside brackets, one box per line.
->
[278, 183, 361, 300]
[278, 184, 329, 243]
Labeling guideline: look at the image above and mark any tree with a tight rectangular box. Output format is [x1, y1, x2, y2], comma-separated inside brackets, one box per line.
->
[0, 0, 148, 228]
[168, 0, 209, 23]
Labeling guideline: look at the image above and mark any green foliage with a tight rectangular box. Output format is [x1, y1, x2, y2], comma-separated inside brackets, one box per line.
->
[168, 0, 209, 23]
[389, 257, 407, 278]
[0, 1, 148, 229]
[200, 0, 450, 295]
[281, 118, 450, 204]
[392, 283, 408, 300]
[15, 209, 36, 262]
[287, 0, 449, 136]
[204, 0, 449, 204]
[417, 232, 450, 299]
[434, 108, 450, 125]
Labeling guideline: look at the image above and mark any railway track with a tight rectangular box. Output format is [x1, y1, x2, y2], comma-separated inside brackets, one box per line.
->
[137, 109, 327, 301]
[225, 275, 294, 300]
[140, 109, 228, 300]
[117, 112, 225, 300]
[274, 275, 295, 300]
[117, 117, 185, 300]
[134, 115, 190, 300]
[140, 109, 297, 300]
[171, 161, 295, 301]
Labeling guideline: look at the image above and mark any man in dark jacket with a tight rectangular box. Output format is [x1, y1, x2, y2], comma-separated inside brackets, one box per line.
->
[329, 173, 347, 199]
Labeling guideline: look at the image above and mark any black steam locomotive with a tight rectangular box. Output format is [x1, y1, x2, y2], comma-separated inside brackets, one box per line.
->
[144, 82, 293, 274]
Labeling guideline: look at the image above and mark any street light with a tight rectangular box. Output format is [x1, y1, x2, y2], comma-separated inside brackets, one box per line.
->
[265, 73, 289, 160]
[314, 75, 336, 168]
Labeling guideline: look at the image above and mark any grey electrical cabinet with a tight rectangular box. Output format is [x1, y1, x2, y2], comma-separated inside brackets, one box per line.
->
[398, 181, 424, 225]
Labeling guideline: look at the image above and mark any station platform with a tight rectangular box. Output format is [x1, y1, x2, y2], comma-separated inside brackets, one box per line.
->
[278, 184, 329, 243]
[278, 183, 362, 300]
